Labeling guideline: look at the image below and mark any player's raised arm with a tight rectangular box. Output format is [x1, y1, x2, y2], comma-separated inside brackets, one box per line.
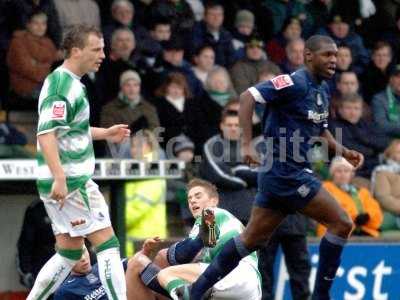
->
[321, 129, 364, 169]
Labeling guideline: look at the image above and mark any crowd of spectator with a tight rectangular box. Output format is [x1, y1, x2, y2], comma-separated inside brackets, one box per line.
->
[4, 0, 400, 266]
[7, 1, 400, 298]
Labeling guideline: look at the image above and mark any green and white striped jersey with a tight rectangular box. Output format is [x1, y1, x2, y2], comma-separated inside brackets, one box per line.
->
[36, 66, 95, 196]
[189, 207, 260, 276]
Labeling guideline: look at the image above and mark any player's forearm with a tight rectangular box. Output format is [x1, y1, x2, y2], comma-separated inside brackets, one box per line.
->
[90, 126, 108, 140]
[37, 133, 65, 179]
[239, 91, 255, 145]
[321, 129, 348, 155]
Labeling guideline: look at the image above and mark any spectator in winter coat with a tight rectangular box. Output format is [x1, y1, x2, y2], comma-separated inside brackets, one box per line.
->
[9, 0, 62, 47]
[318, 157, 383, 237]
[362, 41, 394, 103]
[7, 11, 58, 102]
[317, 14, 369, 74]
[190, 2, 236, 67]
[140, 18, 172, 69]
[266, 16, 303, 65]
[100, 70, 159, 158]
[152, 72, 208, 153]
[279, 38, 305, 74]
[199, 109, 257, 224]
[372, 139, 400, 231]
[95, 27, 141, 104]
[327, 45, 354, 96]
[231, 10, 256, 59]
[372, 64, 400, 140]
[330, 71, 360, 118]
[191, 45, 217, 87]
[146, 37, 203, 99]
[329, 93, 388, 179]
[102, 0, 149, 54]
[231, 37, 279, 94]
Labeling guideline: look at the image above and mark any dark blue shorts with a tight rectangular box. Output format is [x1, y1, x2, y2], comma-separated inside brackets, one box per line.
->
[255, 168, 321, 214]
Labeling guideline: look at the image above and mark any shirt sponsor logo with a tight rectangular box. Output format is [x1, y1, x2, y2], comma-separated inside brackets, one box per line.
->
[51, 101, 66, 120]
[307, 110, 328, 123]
[271, 75, 294, 90]
[84, 286, 106, 300]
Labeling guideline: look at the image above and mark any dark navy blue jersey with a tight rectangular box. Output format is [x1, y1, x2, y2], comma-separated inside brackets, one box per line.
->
[249, 68, 330, 173]
[53, 259, 128, 300]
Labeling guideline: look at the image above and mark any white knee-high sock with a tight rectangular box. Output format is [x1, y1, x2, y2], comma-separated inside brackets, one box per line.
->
[97, 247, 127, 300]
[26, 253, 78, 300]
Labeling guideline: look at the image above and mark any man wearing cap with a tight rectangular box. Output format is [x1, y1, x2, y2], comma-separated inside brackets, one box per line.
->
[100, 70, 159, 156]
[372, 64, 400, 141]
[232, 10, 256, 57]
[230, 36, 280, 94]
[317, 13, 369, 74]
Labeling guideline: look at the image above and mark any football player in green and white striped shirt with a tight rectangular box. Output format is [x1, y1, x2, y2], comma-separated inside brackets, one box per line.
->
[156, 179, 261, 300]
[28, 24, 130, 300]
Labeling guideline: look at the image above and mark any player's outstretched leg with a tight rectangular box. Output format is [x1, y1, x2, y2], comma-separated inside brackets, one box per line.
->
[312, 232, 347, 300]
[27, 247, 83, 300]
[94, 235, 127, 300]
[190, 206, 285, 300]
[299, 188, 353, 300]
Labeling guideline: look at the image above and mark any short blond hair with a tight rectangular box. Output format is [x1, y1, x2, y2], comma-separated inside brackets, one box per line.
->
[187, 178, 218, 199]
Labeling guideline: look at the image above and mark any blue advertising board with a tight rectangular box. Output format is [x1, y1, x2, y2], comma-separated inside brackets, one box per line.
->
[273, 243, 400, 300]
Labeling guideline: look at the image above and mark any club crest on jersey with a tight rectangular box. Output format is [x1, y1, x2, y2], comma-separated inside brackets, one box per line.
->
[51, 101, 66, 120]
[271, 74, 294, 90]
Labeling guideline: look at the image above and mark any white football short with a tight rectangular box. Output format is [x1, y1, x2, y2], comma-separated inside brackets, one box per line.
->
[199, 261, 262, 300]
[41, 179, 111, 237]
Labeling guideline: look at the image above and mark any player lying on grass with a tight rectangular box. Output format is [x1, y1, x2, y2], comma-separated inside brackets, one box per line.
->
[53, 240, 168, 300]
[54, 178, 261, 300]
[137, 178, 261, 300]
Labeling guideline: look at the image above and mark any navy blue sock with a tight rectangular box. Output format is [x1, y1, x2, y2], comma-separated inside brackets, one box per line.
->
[139, 263, 172, 298]
[312, 232, 347, 300]
[190, 236, 254, 300]
[167, 236, 203, 265]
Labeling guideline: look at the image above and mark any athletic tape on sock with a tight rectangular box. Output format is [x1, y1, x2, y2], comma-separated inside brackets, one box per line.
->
[140, 263, 161, 285]
[167, 243, 179, 266]
[233, 236, 252, 257]
[325, 232, 347, 246]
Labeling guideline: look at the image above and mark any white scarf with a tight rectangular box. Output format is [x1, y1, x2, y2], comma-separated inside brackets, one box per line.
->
[371, 159, 400, 192]
[166, 96, 185, 113]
